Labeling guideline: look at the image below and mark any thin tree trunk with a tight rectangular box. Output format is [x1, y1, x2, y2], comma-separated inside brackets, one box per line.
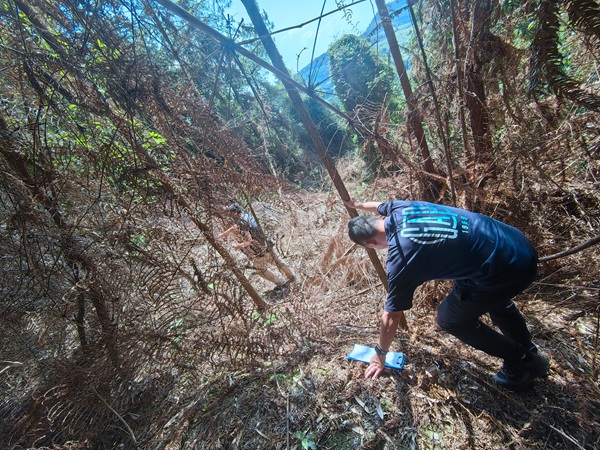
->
[408, 1, 456, 205]
[449, 0, 472, 166]
[448, 0, 475, 208]
[74, 269, 88, 348]
[374, 0, 439, 201]
[462, 0, 495, 178]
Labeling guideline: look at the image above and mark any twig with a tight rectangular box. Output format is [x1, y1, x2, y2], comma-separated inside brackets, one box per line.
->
[286, 393, 290, 450]
[539, 235, 600, 262]
[530, 282, 600, 292]
[593, 298, 599, 378]
[0, 360, 23, 375]
[322, 243, 358, 278]
[346, 283, 383, 299]
[265, 330, 291, 450]
[93, 387, 139, 447]
[548, 424, 586, 449]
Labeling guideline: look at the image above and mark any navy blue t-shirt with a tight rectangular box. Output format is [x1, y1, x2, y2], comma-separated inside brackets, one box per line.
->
[378, 201, 538, 312]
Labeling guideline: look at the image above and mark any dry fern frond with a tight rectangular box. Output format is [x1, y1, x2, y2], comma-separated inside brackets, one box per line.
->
[529, 0, 600, 110]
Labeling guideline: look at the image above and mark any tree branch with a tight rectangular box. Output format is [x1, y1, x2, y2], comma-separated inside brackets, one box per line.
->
[540, 235, 600, 262]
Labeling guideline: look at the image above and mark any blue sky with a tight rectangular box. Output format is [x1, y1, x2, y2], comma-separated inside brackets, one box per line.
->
[225, 0, 378, 71]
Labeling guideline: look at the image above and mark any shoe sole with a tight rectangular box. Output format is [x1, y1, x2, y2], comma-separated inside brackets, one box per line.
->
[493, 374, 534, 392]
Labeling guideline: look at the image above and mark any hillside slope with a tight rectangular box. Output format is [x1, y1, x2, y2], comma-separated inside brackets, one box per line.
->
[299, 0, 412, 97]
[172, 174, 600, 449]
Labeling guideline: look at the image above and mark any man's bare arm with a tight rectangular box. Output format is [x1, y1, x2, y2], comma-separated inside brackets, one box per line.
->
[365, 311, 404, 380]
[216, 225, 237, 239]
[344, 198, 383, 214]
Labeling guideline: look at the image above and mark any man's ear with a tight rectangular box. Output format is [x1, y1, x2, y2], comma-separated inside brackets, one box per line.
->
[364, 231, 387, 249]
[364, 239, 376, 248]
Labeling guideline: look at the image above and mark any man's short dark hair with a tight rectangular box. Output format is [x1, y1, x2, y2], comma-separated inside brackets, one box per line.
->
[227, 203, 242, 214]
[348, 216, 379, 245]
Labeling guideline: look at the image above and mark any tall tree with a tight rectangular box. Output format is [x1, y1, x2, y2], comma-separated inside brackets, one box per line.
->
[328, 34, 397, 116]
[327, 34, 399, 171]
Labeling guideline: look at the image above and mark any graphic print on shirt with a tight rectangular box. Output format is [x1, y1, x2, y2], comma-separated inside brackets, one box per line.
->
[400, 205, 469, 244]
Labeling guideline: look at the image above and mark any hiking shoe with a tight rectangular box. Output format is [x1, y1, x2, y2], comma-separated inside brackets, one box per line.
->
[273, 283, 286, 292]
[493, 367, 534, 391]
[273, 282, 290, 293]
[521, 352, 550, 378]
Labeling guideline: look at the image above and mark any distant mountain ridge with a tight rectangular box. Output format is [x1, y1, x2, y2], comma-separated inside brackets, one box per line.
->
[299, 0, 411, 98]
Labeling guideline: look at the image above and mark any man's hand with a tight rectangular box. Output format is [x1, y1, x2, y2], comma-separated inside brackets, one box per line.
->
[364, 353, 387, 379]
[344, 197, 358, 209]
[364, 310, 404, 380]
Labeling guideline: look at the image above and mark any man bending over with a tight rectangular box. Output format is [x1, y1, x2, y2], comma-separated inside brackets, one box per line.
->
[346, 198, 549, 391]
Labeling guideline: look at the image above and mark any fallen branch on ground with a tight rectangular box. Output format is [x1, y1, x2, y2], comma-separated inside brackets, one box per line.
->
[539, 235, 600, 262]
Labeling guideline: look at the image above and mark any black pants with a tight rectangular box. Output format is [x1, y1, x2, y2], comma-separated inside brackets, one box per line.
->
[436, 270, 537, 365]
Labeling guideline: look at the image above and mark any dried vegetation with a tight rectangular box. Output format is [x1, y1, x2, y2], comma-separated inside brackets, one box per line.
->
[3, 150, 599, 449]
[0, 0, 599, 449]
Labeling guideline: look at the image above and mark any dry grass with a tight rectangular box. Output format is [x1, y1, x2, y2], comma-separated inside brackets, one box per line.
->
[1, 159, 599, 449]
[167, 173, 599, 450]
